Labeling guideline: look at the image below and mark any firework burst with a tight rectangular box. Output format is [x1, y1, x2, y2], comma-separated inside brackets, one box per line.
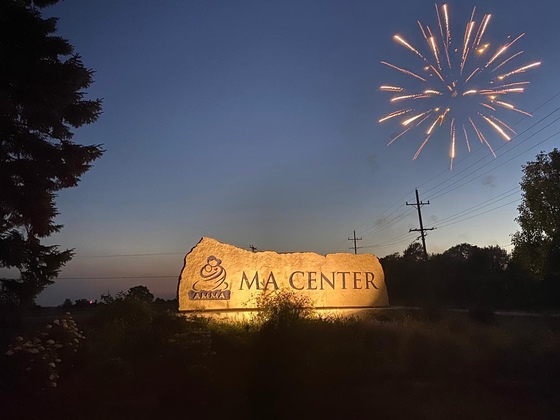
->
[379, 3, 540, 169]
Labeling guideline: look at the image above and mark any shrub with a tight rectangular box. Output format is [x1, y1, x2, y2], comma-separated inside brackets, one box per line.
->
[1, 313, 85, 392]
[252, 289, 315, 329]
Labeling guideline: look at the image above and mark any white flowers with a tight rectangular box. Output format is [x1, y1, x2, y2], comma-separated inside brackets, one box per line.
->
[3, 313, 85, 391]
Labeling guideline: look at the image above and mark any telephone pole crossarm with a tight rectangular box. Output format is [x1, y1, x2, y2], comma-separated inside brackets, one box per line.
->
[348, 230, 362, 254]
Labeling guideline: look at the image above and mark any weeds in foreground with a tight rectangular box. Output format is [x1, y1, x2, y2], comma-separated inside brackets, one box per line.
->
[2, 304, 560, 419]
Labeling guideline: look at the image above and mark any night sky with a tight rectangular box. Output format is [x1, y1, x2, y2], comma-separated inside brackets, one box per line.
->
[7, 0, 559, 306]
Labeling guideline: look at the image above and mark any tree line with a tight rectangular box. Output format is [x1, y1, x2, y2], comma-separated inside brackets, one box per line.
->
[383, 149, 560, 311]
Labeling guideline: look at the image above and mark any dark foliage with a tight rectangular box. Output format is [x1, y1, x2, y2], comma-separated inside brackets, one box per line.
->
[0, 0, 103, 305]
[381, 242, 550, 309]
[3, 308, 560, 419]
[511, 149, 560, 307]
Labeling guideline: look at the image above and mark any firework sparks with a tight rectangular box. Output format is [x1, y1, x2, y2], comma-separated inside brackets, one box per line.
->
[379, 3, 540, 166]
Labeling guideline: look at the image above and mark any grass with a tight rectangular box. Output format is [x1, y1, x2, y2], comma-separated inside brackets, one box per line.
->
[1, 302, 560, 419]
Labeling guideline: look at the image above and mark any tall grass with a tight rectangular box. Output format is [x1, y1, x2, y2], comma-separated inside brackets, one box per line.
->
[2, 299, 560, 419]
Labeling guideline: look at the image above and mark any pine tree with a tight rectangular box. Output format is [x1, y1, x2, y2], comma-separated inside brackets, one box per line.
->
[0, 0, 103, 305]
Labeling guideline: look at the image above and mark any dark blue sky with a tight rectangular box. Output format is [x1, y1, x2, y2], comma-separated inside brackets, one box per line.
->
[10, 0, 559, 305]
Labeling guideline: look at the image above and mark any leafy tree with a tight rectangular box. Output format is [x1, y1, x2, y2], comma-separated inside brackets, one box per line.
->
[444, 243, 509, 274]
[443, 243, 478, 262]
[470, 245, 510, 274]
[402, 242, 425, 262]
[0, 0, 103, 305]
[511, 149, 560, 281]
[126, 285, 155, 303]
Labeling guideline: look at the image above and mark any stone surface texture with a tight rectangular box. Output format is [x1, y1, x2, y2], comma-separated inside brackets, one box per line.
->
[178, 237, 389, 312]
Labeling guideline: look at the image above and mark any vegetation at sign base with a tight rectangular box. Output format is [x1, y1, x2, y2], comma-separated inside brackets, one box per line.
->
[1, 288, 560, 419]
[251, 289, 315, 328]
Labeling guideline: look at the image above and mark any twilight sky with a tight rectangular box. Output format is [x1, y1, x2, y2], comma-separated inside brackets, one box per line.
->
[11, 0, 560, 306]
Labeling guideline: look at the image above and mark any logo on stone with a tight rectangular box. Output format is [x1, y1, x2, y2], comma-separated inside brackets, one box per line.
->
[188, 256, 231, 300]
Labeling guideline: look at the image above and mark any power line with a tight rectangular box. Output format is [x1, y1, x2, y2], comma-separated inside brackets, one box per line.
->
[355, 191, 414, 235]
[2, 275, 178, 281]
[75, 252, 184, 259]
[437, 198, 521, 229]
[331, 190, 413, 251]
[363, 186, 521, 253]
[428, 126, 560, 202]
[416, 91, 560, 196]
[424, 107, 560, 201]
[361, 232, 414, 250]
[361, 208, 416, 238]
[434, 187, 520, 226]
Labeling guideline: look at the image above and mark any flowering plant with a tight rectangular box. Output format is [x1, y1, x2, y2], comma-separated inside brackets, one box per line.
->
[3, 313, 85, 392]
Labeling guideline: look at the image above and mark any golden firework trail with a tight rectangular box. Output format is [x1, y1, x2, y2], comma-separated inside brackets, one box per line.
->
[378, 109, 412, 123]
[413, 133, 433, 161]
[498, 61, 541, 80]
[462, 124, 471, 152]
[480, 113, 511, 141]
[402, 111, 430, 126]
[474, 14, 491, 47]
[380, 85, 405, 92]
[480, 102, 496, 111]
[450, 118, 457, 169]
[492, 50, 523, 72]
[379, 3, 540, 167]
[381, 61, 427, 82]
[470, 117, 496, 157]
[489, 114, 516, 135]
[389, 114, 431, 146]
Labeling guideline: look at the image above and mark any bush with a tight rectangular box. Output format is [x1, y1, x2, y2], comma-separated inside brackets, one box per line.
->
[1, 313, 85, 393]
[252, 289, 315, 329]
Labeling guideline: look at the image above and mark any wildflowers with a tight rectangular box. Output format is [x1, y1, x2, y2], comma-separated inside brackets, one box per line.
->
[3, 313, 85, 391]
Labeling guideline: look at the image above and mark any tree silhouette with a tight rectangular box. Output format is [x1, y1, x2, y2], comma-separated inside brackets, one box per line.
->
[382, 243, 512, 308]
[126, 286, 155, 303]
[512, 149, 560, 281]
[403, 242, 425, 262]
[0, 0, 103, 305]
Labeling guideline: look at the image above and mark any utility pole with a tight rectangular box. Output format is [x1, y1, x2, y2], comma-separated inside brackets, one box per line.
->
[249, 245, 259, 253]
[406, 189, 434, 261]
[348, 230, 362, 254]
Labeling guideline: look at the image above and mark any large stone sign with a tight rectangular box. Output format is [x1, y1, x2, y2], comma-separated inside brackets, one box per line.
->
[177, 237, 389, 312]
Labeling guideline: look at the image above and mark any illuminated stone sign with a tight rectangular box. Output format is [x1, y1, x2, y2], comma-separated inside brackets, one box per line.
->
[177, 237, 389, 312]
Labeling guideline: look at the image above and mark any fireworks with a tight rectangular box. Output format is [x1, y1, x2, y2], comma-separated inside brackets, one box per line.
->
[379, 4, 540, 168]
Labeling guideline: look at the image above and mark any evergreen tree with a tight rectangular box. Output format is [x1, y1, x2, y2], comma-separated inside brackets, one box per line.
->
[0, 0, 103, 305]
